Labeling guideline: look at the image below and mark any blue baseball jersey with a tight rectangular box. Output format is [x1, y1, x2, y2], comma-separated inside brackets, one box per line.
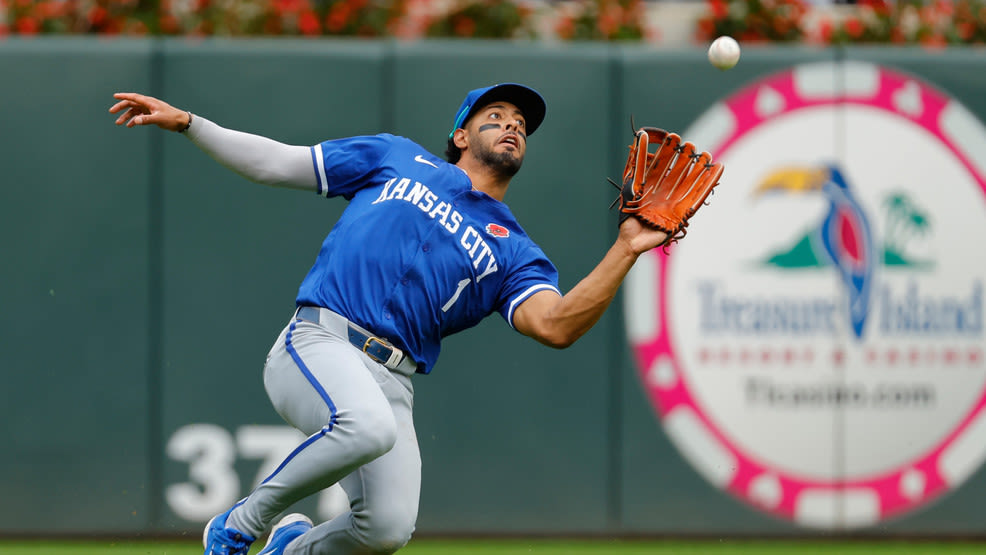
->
[296, 133, 561, 374]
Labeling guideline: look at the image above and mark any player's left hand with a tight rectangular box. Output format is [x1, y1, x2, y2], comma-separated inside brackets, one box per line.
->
[109, 92, 190, 132]
[613, 126, 724, 250]
[617, 215, 670, 256]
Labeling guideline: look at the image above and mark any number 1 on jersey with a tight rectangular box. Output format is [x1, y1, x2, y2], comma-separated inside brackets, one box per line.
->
[442, 278, 472, 312]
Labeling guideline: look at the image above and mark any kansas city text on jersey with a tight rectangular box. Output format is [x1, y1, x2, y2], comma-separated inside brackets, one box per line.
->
[371, 176, 499, 283]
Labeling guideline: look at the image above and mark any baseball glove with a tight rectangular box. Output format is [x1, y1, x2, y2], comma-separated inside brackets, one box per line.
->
[611, 127, 724, 247]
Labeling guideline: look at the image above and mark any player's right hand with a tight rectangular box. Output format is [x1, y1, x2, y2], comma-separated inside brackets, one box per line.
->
[109, 92, 190, 132]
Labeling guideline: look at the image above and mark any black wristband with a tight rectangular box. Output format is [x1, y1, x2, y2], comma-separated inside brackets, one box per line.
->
[178, 111, 193, 133]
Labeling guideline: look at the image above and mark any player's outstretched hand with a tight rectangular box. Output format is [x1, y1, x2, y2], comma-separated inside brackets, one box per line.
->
[109, 92, 190, 132]
[618, 215, 670, 256]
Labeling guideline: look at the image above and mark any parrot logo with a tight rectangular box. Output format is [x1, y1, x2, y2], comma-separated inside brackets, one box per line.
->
[755, 164, 875, 338]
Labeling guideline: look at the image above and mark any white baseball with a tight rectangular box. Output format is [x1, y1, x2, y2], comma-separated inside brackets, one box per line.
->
[708, 36, 741, 70]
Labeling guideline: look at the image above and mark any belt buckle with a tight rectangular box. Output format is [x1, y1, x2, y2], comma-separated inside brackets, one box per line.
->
[362, 336, 389, 364]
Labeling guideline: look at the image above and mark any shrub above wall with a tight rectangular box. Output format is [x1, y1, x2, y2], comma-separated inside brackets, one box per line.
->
[1, 0, 984, 45]
[696, 0, 986, 46]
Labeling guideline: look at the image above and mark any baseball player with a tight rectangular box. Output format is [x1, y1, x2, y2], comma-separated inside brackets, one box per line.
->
[109, 83, 672, 555]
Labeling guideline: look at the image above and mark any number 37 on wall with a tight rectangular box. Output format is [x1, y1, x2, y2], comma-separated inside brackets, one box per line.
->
[166, 423, 349, 522]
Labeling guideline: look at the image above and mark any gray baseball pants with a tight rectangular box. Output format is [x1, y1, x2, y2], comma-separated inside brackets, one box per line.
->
[226, 307, 421, 554]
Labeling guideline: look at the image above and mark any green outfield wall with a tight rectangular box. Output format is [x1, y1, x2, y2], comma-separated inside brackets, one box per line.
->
[1, 38, 984, 537]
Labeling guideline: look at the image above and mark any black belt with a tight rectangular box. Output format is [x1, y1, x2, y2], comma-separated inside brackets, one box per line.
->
[295, 306, 416, 373]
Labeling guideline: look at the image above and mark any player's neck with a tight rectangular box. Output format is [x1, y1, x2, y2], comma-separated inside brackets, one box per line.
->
[455, 159, 511, 202]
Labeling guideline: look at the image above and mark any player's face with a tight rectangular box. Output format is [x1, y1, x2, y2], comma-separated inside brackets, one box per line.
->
[468, 101, 527, 177]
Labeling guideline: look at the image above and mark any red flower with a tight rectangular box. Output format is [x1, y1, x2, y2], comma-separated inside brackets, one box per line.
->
[326, 2, 351, 32]
[298, 9, 320, 35]
[844, 16, 864, 38]
[920, 32, 947, 49]
[193, 20, 212, 35]
[816, 17, 833, 43]
[15, 15, 40, 34]
[773, 17, 791, 36]
[103, 18, 124, 34]
[709, 0, 727, 19]
[126, 19, 149, 35]
[957, 21, 975, 40]
[452, 14, 474, 36]
[35, 1, 62, 20]
[555, 15, 574, 39]
[88, 5, 109, 27]
[858, 0, 890, 16]
[598, 12, 617, 36]
[696, 17, 715, 40]
[274, 0, 305, 15]
[159, 13, 180, 34]
[739, 29, 764, 42]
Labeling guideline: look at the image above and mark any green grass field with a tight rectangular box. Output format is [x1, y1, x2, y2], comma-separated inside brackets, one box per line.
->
[3, 538, 986, 554]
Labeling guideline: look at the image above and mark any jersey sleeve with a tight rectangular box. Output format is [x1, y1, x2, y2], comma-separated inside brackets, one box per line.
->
[310, 134, 394, 199]
[496, 245, 561, 329]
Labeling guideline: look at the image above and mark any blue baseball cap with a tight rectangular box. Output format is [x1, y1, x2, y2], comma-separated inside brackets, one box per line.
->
[449, 83, 546, 138]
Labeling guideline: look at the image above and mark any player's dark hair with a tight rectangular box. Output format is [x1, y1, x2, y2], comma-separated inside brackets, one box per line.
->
[445, 137, 462, 164]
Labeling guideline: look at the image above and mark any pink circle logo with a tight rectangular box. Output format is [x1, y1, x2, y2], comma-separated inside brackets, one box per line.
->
[625, 62, 986, 529]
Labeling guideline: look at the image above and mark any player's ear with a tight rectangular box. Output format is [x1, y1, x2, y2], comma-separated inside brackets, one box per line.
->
[452, 127, 469, 150]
